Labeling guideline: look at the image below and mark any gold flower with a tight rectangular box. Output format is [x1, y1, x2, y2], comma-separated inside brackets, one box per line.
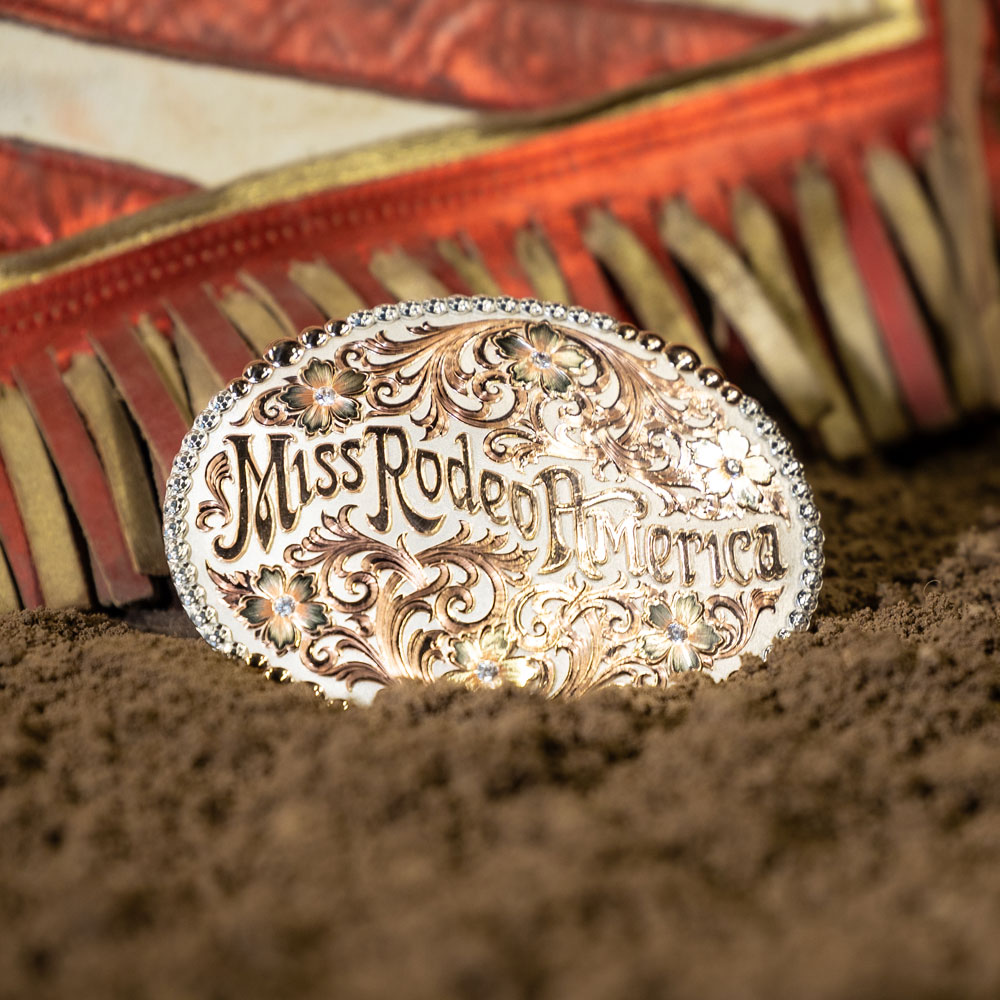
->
[443, 625, 537, 690]
[278, 359, 368, 435]
[640, 593, 722, 675]
[691, 428, 774, 510]
[238, 566, 329, 652]
[495, 322, 590, 396]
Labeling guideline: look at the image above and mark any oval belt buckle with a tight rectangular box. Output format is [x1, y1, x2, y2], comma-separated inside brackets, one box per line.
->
[163, 297, 823, 704]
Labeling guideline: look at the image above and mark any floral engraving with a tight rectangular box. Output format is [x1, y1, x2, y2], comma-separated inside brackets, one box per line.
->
[203, 316, 796, 695]
[441, 625, 540, 690]
[495, 321, 591, 396]
[690, 428, 774, 511]
[640, 592, 723, 674]
[208, 564, 329, 653]
[277, 359, 368, 435]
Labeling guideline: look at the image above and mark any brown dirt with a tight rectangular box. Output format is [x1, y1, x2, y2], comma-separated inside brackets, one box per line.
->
[1, 427, 999, 1000]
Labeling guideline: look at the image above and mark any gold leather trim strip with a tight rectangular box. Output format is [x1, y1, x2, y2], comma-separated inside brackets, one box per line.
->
[287, 258, 365, 317]
[63, 352, 168, 576]
[369, 248, 448, 301]
[514, 227, 571, 304]
[0, 384, 89, 607]
[0, 542, 18, 612]
[436, 239, 502, 296]
[582, 207, 716, 365]
[661, 199, 826, 429]
[732, 186, 867, 458]
[793, 161, 908, 442]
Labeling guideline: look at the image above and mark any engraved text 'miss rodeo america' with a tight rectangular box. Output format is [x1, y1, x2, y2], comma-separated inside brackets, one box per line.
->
[200, 427, 788, 587]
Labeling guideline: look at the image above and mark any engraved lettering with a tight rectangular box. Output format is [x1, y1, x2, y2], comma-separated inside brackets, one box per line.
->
[675, 530, 703, 587]
[313, 443, 339, 499]
[415, 448, 443, 501]
[479, 470, 508, 525]
[510, 481, 539, 539]
[340, 438, 364, 491]
[646, 525, 673, 583]
[754, 523, 787, 581]
[446, 432, 480, 514]
[703, 531, 725, 587]
[214, 433, 301, 561]
[365, 426, 443, 535]
[537, 467, 587, 574]
[725, 529, 753, 585]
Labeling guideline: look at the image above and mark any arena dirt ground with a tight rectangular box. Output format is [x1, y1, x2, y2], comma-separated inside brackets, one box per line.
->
[1, 425, 999, 999]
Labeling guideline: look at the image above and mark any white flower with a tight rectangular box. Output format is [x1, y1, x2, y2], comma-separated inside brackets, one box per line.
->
[692, 428, 774, 509]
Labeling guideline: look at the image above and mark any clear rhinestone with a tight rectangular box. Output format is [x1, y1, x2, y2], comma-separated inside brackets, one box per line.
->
[205, 624, 233, 653]
[183, 430, 208, 452]
[265, 340, 303, 367]
[781, 459, 802, 477]
[497, 296, 518, 312]
[164, 541, 190, 565]
[567, 307, 591, 325]
[163, 518, 187, 541]
[544, 302, 567, 319]
[724, 459, 743, 477]
[789, 610, 809, 629]
[162, 495, 186, 519]
[520, 297, 543, 316]
[423, 298, 447, 314]
[791, 480, 811, 499]
[739, 397, 761, 417]
[349, 309, 375, 327]
[273, 594, 295, 617]
[804, 525, 824, 545]
[313, 386, 338, 406]
[802, 569, 821, 589]
[232, 642, 249, 661]
[173, 562, 196, 586]
[400, 300, 424, 317]
[476, 659, 500, 682]
[195, 409, 220, 431]
[776, 628, 791, 640]
[754, 416, 776, 435]
[189, 606, 210, 628]
[591, 312, 616, 331]
[800, 502, 820, 523]
[796, 590, 818, 610]
[804, 547, 824, 567]
[374, 304, 399, 322]
[180, 584, 206, 607]
[472, 296, 496, 312]
[448, 295, 472, 312]
[210, 389, 235, 412]
[172, 451, 196, 473]
[531, 351, 553, 369]
[769, 435, 790, 456]
[166, 473, 191, 496]
[666, 623, 688, 643]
